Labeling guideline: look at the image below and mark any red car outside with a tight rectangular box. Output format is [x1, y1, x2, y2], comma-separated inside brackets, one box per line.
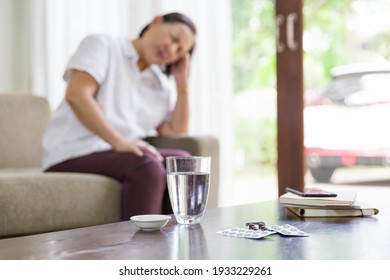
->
[304, 63, 390, 182]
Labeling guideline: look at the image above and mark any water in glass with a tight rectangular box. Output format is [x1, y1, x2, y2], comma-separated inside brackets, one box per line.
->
[167, 171, 210, 224]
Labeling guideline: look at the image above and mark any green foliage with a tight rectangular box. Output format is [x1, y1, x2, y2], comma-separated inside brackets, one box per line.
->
[232, 0, 388, 91]
[231, 0, 276, 92]
[235, 117, 277, 166]
[303, 0, 357, 83]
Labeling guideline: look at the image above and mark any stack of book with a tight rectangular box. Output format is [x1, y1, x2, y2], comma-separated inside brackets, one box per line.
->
[279, 190, 379, 218]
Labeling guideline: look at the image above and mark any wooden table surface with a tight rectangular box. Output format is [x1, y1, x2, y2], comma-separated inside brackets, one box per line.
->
[1, 200, 389, 260]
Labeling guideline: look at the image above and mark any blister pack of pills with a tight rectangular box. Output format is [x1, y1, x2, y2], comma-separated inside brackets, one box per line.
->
[217, 227, 277, 239]
[269, 224, 309, 237]
[217, 223, 309, 239]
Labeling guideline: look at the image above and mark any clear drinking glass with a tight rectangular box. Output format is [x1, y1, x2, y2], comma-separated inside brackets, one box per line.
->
[166, 156, 211, 225]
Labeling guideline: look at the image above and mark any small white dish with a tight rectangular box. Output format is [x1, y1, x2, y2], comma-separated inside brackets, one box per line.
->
[130, 214, 171, 231]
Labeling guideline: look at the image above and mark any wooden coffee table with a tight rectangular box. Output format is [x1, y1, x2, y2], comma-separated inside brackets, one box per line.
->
[0, 200, 388, 259]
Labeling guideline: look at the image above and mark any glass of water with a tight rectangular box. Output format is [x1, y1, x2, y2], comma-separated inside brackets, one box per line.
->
[166, 156, 211, 225]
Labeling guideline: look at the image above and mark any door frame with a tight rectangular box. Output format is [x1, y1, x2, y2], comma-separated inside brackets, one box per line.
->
[275, 0, 305, 195]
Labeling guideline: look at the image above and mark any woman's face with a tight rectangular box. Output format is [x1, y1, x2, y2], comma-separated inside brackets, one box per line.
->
[141, 17, 195, 65]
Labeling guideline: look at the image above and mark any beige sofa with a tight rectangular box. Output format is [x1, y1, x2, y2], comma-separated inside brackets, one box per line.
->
[0, 94, 219, 238]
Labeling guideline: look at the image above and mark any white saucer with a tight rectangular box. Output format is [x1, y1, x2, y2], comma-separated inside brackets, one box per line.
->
[130, 214, 171, 231]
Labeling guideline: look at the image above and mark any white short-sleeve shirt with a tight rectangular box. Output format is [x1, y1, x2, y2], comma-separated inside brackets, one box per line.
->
[42, 34, 174, 170]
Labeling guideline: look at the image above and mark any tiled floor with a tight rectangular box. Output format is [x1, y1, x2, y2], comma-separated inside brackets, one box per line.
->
[230, 166, 390, 206]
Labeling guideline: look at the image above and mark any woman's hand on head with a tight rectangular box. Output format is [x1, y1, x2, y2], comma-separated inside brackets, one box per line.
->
[113, 139, 163, 161]
[170, 53, 190, 85]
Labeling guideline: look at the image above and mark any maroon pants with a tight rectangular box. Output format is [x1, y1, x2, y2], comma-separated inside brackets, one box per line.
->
[45, 148, 191, 220]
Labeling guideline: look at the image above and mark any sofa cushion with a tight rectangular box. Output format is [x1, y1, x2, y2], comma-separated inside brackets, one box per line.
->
[0, 172, 121, 238]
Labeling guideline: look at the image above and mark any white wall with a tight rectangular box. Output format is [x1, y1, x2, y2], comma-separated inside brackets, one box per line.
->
[0, 0, 14, 92]
[0, 0, 31, 94]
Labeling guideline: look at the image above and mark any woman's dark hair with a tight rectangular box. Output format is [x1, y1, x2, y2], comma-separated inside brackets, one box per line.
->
[139, 12, 197, 76]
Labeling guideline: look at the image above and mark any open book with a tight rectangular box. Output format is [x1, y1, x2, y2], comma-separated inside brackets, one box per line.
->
[287, 201, 379, 217]
[279, 191, 357, 207]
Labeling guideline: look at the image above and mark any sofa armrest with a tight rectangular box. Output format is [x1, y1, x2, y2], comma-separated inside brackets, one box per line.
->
[145, 135, 220, 208]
